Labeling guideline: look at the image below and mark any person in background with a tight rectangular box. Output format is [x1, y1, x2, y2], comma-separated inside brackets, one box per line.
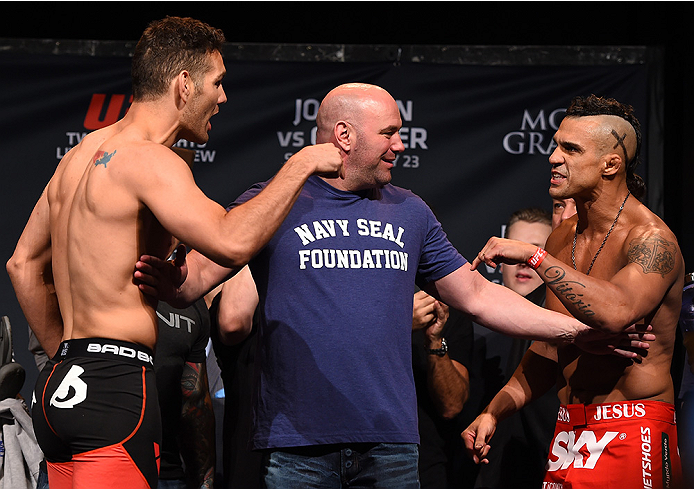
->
[155, 297, 215, 489]
[551, 197, 577, 231]
[473, 207, 556, 489]
[411, 290, 472, 488]
[207, 267, 264, 489]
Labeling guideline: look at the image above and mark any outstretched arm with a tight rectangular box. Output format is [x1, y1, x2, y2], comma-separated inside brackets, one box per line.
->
[135, 143, 343, 270]
[426, 264, 588, 345]
[6, 186, 63, 358]
[426, 265, 653, 358]
[471, 228, 683, 333]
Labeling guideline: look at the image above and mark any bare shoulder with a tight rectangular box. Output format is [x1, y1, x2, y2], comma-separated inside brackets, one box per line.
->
[624, 205, 682, 279]
[91, 137, 192, 184]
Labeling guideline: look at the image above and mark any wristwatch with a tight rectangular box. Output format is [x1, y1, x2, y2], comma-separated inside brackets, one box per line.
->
[427, 338, 448, 357]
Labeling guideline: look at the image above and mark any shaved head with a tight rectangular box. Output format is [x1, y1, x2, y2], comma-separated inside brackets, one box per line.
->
[314, 83, 404, 191]
[569, 114, 638, 165]
[316, 83, 395, 143]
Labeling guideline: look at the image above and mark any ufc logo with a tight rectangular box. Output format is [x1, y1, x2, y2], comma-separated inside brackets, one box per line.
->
[546, 430, 618, 471]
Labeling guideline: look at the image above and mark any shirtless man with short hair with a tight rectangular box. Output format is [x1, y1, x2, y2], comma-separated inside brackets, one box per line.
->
[6, 16, 341, 489]
[463, 94, 684, 488]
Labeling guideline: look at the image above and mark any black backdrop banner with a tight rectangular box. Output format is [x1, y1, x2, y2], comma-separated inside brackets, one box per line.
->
[0, 51, 651, 398]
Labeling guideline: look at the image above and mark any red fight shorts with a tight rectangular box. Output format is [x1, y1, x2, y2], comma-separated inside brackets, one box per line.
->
[543, 400, 682, 489]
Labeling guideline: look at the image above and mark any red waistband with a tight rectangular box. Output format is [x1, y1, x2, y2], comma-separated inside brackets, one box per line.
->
[557, 400, 676, 427]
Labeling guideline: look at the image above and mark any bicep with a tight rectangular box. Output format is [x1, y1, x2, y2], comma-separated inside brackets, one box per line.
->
[133, 151, 229, 259]
[607, 233, 682, 324]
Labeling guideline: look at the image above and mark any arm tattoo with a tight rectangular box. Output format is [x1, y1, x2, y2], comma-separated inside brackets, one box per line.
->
[627, 235, 676, 277]
[543, 266, 596, 317]
[180, 361, 215, 488]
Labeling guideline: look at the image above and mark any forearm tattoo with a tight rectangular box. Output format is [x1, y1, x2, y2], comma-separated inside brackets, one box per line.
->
[543, 266, 595, 317]
[180, 362, 215, 487]
[541, 234, 675, 319]
[627, 235, 676, 276]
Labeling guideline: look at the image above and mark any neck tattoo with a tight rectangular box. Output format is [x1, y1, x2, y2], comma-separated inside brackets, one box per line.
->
[572, 191, 630, 275]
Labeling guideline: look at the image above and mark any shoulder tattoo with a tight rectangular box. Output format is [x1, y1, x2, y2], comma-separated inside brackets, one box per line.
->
[93, 150, 116, 168]
[627, 235, 676, 277]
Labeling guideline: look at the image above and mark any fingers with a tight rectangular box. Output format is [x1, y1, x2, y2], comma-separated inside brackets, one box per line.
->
[172, 244, 187, 266]
[433, 300, 450, 325]
[138, 254, 168, 269]
[611, 348, 643, 363]
[137, 282, 159, 297]
[464, 432, 490, 465]
[624, 323, 653, 333]
[470, 256, 482, 271]
[471, 250, 497, 271]
[470, 245, 500, 271]
[628, 337, 653, 349]
[134, 263, 159, 285]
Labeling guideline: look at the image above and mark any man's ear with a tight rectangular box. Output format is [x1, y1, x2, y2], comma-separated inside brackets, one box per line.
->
[175, 71, 192, 106]
[334, 121, 352, 152]
[602, 153, 622, 176]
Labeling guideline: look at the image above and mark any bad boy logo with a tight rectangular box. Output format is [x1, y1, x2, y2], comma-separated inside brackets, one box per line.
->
[50, 365, 88, 409]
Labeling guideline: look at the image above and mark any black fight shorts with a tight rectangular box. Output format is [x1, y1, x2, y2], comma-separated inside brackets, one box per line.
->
[32, 338, 161, 489]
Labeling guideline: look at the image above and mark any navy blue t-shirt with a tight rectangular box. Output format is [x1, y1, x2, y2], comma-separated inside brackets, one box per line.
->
[234, 176, 466, 449]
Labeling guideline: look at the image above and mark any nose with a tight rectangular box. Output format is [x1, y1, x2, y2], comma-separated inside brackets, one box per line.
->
[391, 132, 405, 153]
[548, 145, 561, 165]
[218, 85, 228, 105]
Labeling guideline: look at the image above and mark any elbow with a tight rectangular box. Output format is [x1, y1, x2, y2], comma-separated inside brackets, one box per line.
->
[600, 318, 636, 335]
[216, 312, 253, 346]
[215, 246, 254, 270]
[227, 247, 255, 270]
[438, 389, 469, 420]
[6, 251, 25, 285]
[439, 401, 465, 421]
[583, 311, 636, 335]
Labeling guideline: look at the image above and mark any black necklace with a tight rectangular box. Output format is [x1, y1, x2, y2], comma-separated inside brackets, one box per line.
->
[572, 191, 630, 275]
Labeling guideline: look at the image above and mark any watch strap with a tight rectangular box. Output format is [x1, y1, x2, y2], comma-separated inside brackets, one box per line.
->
[427, 337, 448, 356]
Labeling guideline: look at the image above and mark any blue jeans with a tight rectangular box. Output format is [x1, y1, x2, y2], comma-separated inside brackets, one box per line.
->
[37, 461, 49, 489]
[263, 443, 420, 489]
